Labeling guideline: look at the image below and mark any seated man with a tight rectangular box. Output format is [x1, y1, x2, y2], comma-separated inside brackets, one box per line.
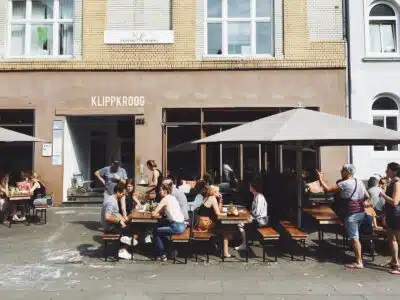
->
[101, 184, 138, 260]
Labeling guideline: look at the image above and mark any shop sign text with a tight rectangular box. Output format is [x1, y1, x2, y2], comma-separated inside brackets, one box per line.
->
[91, 96, 145, 107]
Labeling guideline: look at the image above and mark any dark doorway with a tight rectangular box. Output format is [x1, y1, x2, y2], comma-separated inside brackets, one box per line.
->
[90, 139, 107, 188]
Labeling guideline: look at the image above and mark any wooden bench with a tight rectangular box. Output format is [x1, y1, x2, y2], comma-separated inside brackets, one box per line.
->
[280, 221, 308, 261]
[34, 205, 48, 224]
[257, 227, 280, 262]
[170, 228, 191, 264]
[101, 233, 121, 262]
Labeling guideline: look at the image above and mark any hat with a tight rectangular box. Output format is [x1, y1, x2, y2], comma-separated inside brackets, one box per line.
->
[112, 160, 120, 166]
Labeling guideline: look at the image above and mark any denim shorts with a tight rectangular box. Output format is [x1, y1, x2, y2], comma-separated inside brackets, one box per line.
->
[344, 211, 365, 240]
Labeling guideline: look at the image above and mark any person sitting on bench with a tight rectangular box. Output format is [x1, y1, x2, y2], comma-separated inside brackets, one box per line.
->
[235, 180, 269, 251]
[101, 183, 138, 260]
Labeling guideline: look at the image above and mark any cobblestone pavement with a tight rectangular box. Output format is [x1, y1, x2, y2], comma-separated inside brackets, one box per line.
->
[0, 207, 399, 300]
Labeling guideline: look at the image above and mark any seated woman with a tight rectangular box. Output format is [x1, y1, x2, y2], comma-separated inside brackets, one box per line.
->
[0, 173, 21, 222]
[191, 180, 208, 211]
[235, 180, 268, 251]
[29, 173, 47, 206]
[151, 183, 186, 261]
[195, 185, 233, 258]
[17, 171, 32, 192]
[119, 179, 141, 219]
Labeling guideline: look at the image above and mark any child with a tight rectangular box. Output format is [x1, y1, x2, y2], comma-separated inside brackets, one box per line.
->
[365, 201, 383, 230]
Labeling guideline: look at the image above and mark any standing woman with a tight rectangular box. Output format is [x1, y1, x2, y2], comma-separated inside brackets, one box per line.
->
[146, 160, 163, 202]
[317, 164, 369, 269]
[0, 173, 18, 222]
[379, 162, 400, 274]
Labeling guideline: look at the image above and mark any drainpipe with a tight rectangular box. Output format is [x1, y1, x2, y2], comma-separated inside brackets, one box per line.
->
[343, 0, 353, 164]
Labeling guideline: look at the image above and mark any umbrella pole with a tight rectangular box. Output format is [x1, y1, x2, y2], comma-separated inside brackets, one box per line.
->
[296, 144, 303, 228]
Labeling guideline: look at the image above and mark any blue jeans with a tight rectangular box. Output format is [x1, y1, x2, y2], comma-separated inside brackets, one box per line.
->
[344, 212, 365, 240]
[154, 221, 186, 256]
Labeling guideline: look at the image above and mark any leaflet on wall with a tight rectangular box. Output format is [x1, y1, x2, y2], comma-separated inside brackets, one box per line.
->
[42, 143, 52, 157]
[52, 121, 63, 166]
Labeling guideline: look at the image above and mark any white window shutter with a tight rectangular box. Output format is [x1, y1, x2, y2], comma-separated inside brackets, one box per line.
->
[0, 1, 7, 58]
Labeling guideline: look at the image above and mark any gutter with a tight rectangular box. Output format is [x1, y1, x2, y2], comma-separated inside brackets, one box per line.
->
[342, 0, 353, 164]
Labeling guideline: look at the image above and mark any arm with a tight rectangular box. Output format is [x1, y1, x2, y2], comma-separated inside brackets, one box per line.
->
[29, 182, 40, 194]
[94, 168, 107, 185]
[316, 170, 340, 193]
[381, 182, 400, 206]
[152, 197, 167, 217]
[252, 195, 264, 219]
[211, 197, 223, 216]
[119, 169, 128, 185]
[120, 195, 127, 218]
[132, 194, 141, 207]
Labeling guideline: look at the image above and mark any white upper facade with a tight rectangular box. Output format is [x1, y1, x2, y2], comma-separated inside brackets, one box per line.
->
[350, 0, 400, 179]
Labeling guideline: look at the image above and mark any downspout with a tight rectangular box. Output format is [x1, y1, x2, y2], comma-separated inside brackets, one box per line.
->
[343, 0, 353, 164]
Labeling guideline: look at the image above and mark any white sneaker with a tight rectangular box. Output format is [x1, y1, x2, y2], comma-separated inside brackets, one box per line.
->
[144, 234, 152, 244]
[120, 236, 138, 246]
[234, 244, 247, 251]
[19, 216, 26, 221]
[12, 215, 21, 221]
[118, 249, 132, 260]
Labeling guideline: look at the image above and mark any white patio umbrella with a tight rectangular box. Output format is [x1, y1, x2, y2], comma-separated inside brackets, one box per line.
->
[193, 107, 400, 227]
[0, 126, 44, 142]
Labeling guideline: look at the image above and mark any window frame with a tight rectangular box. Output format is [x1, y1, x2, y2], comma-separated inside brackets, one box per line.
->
[371, 96, 399, 152]
[204, 0, 274, 58]
[6, 0, 74, 59]
[365, 1, 400, 58]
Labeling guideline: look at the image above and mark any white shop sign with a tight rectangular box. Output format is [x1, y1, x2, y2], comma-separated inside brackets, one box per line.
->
[104, 30, 174, 44]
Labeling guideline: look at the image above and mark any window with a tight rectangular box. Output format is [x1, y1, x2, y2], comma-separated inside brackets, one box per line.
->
[8, 0, 74, 57]
[205, 0, 273, 56]
[368, 3, 398, 55]
[372, 96, 399, 151]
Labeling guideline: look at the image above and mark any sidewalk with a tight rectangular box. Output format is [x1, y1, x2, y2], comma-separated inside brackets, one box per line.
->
[0, 207, 399, 300]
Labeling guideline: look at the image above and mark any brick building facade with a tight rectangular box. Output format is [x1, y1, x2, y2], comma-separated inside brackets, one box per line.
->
[0, 0, 347, 205]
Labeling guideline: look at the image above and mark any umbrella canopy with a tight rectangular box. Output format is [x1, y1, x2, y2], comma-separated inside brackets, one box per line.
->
[193, 108, 400, 146]
[0, 127, 44, 142]
[192, 107, 400, 228]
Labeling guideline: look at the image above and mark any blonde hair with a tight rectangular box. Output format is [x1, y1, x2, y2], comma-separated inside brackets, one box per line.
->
[206, 185, 219, 197]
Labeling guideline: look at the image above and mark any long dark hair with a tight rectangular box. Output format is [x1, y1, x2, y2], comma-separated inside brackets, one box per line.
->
[125, 179, 135, 196]
[387, 162, 400, 177]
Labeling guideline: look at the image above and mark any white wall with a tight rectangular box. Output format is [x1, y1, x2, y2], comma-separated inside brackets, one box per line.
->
[349, 0, 400, 179]
[62, 117, 124, 201]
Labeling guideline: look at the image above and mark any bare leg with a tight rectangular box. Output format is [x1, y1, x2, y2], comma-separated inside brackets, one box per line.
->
[223, 233, 231, 257]
[389, 230, 399, 266]
[353, 239, 363, 266]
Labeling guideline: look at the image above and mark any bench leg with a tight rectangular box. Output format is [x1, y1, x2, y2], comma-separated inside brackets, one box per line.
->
[262, 240, 266, 262]
[185, 242, 188, 264]
[246, 239, 249, 263]
[302, 239, 306, 261]
[370, 239, 375, 262]
[290, 240, 294, 261]
[173, 243, 176, 264]
[104, 241, 108, 262]
[275, 240, 279, 262]
[44, 210, 47, 224]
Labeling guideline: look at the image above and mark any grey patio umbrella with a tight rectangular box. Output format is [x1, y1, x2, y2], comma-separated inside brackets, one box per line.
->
[0, 126, 44, 142]
[193, 108, 400, 227]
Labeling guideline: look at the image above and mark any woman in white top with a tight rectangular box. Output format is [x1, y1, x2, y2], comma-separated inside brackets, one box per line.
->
[152, 183, 186, 261]
[235, 180, 268, 251]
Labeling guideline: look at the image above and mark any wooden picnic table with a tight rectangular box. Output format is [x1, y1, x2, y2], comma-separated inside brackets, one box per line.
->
[217, 208, 251, 225]
[129, 210, 161, 224]
[8, 194, 31, 201]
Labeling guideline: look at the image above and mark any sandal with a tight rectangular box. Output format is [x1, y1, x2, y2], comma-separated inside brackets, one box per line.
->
[345, 263, 364, 269]
[387, 262, 400, 269]
[390, 269, 400, 275]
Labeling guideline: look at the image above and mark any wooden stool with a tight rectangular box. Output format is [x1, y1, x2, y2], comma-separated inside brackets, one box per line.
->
[170, 228, 191, 264]
[257, 227, 280, 262]
[101, 233, 121, 262]
[280, 221, 308, 261]
[34, 206, 47, 224]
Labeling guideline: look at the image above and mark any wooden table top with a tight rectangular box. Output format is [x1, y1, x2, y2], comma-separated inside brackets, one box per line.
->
[129, 210, 161, 223]
[9, 194, 31, 201]
[303, 206, 342, 224]
[217, 209, 251, 224]
[303, 206, 335, 214]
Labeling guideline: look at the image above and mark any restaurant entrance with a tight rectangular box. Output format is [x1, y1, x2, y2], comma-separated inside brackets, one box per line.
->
[63, 115, 135, 202]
